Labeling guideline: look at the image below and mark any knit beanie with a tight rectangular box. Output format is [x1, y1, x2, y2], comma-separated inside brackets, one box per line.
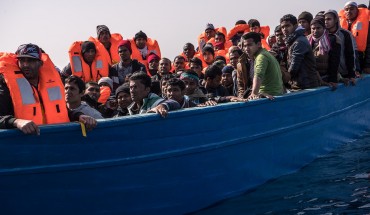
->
[205, 23, 215, 31]
[147, 52, 160, 63]
[97, 25, 111, 38]
[115, 82, 130, 98]
[81, 41, 96, 54]
[310, 17, 325, 28]
[118, 40, 132, 53]
[134, 30, 148, 41]
[298, 11, 313, 23]
[222, 65, 234, 74]
[98, 77, 113, 90]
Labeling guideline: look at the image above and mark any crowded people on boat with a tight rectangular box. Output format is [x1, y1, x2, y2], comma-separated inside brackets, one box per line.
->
[0, 44, 97, 134]
[110, 39, 147, 91]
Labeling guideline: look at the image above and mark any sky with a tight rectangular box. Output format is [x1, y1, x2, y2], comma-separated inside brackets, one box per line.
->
[0, 0, 368, 69]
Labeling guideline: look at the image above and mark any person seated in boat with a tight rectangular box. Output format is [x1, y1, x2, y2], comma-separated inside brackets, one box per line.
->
[221, 65, 236, 96]
[159, 74, 175, 99]
[151, 58, 172, 81]
[307, 17, 341, 90]
[65, 76, 104, 119]
[109, 82, 132, 117]
[89, 25, 124, 65]
[280, 14, 320, 90]
[181, 43, 197, 67]
[128, 30, 161, 70]
[324, 10, 357, 86]
[97, 77, 114, 105]
[242, 32, 284, 100]
[189, 57, 204, 80]
[298, 11, 314, 36]
[173, 55, 186, 75]
[166, 78, 197, 109]
[110, 40, 147, 91]
[128, 72, 180, 117]
[61, 41, 110, 83]
[0, 44, 97, 134]
[147, 52, 160, 77]
[248, 19, 271, 50]
[201, 44, 216, 72]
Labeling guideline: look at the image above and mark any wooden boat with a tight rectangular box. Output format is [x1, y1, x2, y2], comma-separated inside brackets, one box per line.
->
[1, 76, 370, 215]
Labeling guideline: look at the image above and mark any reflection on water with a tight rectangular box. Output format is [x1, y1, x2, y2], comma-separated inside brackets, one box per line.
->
[194, 134, 370, 215]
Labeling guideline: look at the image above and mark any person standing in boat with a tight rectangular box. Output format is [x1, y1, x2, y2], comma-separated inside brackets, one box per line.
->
[307, 17, 341, 89]
[128, 72, 180, 117]
[298, 11, 314, 36]
[241, 32, 284, 100]
[0, 44, 97, 134]
[280, 14, 320, 90]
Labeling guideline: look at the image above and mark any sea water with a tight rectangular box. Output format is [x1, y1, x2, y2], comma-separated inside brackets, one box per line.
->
[194, 133, 370, 215]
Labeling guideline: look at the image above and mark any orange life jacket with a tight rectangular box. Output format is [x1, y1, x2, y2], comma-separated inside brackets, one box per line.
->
[339, 8, 370, 52]
[89, 33, 123, 65]
[0, 52, 69, 125]
[69, 41, 109, 82]
[227, 24, 250, 40]
[98, 85, 111, 104]
[197, 26, 227, 49]
[129, 38, 161, 71]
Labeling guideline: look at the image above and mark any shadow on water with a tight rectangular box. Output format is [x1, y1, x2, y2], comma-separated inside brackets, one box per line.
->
[193, 133, 370, 215]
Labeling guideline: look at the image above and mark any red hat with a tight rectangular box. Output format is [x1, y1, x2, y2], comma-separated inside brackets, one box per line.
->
[118, 40, 132, 54]
[147, 52, 160, 63]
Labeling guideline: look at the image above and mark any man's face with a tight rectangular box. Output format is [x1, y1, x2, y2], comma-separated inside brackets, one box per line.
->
[118, 46, 131, 61]
[221, 73, 233, 86]
[182, 78, 198, 95]
[215, 34, 225, 44]
[250, 26, 261, 33]
[167, 85, 184, 104]
[173, 58, 185, 72]
[190, 63, 202, 74]
[98, 31, 111, 44]
[325, 13, 337, 30]
[205, 29, 216, 40]
[149, 59, 159, 70]
[344, 5, 359, 21]
[298, 19, 310, 32]
[65, 82, 83, 104]
[159, 59, 171, 75]
[229, 51, 240, 68]
[203, 51, 214, 64]
[83, 49, 96, 64]
[183, 45, 195, 60]
[130, 80, 150, 103]
[275, 30, 285, 45]
[243, 38, 261, 58]
[135, 38, 147, 49]
[206, 75, 221, 89]
[281, 21, 297, 37]
[85, 84, 100, 102]
[311, 23, 325, 38]
[117, 92, 132, 109]
[18, 57, 42, 81]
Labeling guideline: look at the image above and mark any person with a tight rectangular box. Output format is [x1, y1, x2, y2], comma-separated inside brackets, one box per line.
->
[112, 83, 132, 117]
[221, 65, 235, 96]
[189, 57, 204, 79]
[201, 44, 215, 71]
[198, 23, 217, 50]
[236, 40, 253, 98]
[173, 55, 186, 75]
[128, 72, 180, 117]
[280, 14, 320, 89]
[147, 52, 160, 76]
[339, 1, 370, 73]
[151, 58, 172, 81]
[62, 41, 110, 83]
[129, 30, 161, 70]
[248, 19, 271, 50]
[97, 77, 113, 104]
[227, 47, 243, 96]
[213, 32, 232, 55]
[298, 11, 314, 35]
[89, 25, 124, 65]
[324, 9, 357, 84]
[83, 81, 102, 108]
[242, 32, 284, 100]
[227, 20, 250, 46]
[166, 78, 197, 108]
[0, 44, 96, 134]
[307, 17, 341, 89]
[181, 43, 197, 65]
[110, 40, 147, 91]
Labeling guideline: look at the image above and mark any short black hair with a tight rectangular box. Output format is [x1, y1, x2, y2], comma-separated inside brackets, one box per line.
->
[167, 78, 186, 91]
[202, 45, 215, 56]
[183, 43, 194, 49]
[204, 65, 222, 80]
[190, 57, 203, 68]
[174, 55, 186, 62]
[65, 75, 86, 93]
[85, 81, 99, 89]
[215, 32, 225, 40]
[242, 32, 262, 44]
[129, 71, 151, 88]
[358, 4, 367, 8]
[214, 55, 227, 64]
[280, 14, 298, 25]
[248, 19, 260, 27]
[235, 20, 247, 25]
[274, 25, 282, 33]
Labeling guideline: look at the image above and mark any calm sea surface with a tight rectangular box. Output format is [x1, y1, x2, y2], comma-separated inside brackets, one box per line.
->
[194, 133, 370, 215]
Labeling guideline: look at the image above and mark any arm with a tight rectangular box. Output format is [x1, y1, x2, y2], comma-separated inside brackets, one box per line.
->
[327, 36, 341, 83]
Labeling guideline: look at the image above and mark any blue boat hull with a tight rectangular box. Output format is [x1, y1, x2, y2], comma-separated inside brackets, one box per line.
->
[1, 76, 370, 214]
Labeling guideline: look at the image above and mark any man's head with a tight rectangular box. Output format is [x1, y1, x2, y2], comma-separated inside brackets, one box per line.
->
[183, 43, 195, 60]
[344, 1, 359, 21]
[97, 25, 111, 44]
[180, 70, 199, 95]
[298, 11, 313, 33]
[204, 65, 222, 89]
[15, 43, 43, 81]
[129, 72, 151, 103]
[166, 78, 186, 104]
[148, 52, 160, 71]
[117, 40, 132, 61]
[173, 55, 186, 72]
[310, 17, 326, 38]
[134, 30, 148, 49]
[324, 10, 339, 33]
[280, 14, 298, 37]
[65, 75, 85, 105]
[228, 47, 242, 68]
[274, 25, 285, 45]
[205, 23, 216, 40]
[189, 57, 203, 75]
[115, 82, 132, 109]
[85, 81, 101, 102]
[98, 77, 113, 90]
[81, 41, 96, 64]
[202, 44, 215, 64]
[248, 19, 261, 33]
[221, 65, 234, 87]
[158, 58, 172, 75]
[242, 32, 262, 58]
[160, 74, 174, 97]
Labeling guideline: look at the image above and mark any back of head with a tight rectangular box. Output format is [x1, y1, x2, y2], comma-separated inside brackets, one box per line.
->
[65, 75, 86, 93]
[242, 32, 262, 44]
[129, 71, 151, 88]
[205, 64, 222, 80]
[248, 19, 260, 27]
[235, 20, 247, 25]
[280, 14, 298, 25]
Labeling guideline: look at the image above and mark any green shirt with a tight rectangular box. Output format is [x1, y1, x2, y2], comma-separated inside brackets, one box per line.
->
[254, 49, 283, 96]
